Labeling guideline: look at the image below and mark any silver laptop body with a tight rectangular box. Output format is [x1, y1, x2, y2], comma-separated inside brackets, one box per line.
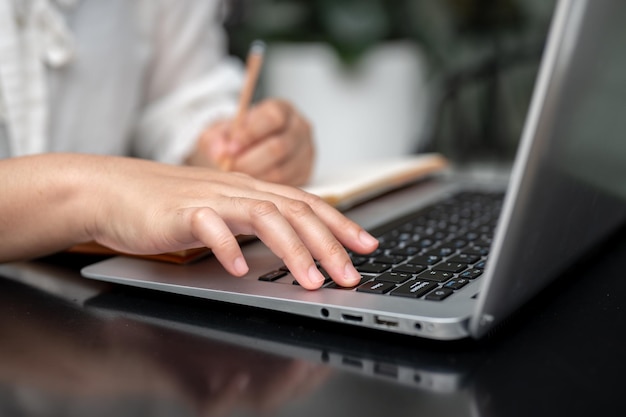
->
[82, 0, 626, 340]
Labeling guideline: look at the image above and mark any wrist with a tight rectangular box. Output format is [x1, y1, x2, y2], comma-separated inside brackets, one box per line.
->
[0, 153, 99, 261]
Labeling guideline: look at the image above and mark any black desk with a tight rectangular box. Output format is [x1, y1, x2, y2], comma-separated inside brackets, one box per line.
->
[1, 223, 626, 417]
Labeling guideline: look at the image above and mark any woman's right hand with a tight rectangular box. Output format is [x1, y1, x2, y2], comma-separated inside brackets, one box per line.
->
[0, 154, 378, 289]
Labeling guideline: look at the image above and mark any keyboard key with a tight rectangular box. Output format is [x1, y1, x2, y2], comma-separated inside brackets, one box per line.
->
[424, 246, 455, 257]
[389, 246, 420, 256]
[447, 253, 480, 264]
[371, 255, 405, 265]
[450, 239, 468, 248]
[459, 269, 483, 279]
[432, 262, 468, 273]
[418, 238, 435, 248]
[356, 263, 392, 274]
[416, 270, 454, 283]
[444, 278, 470, 290]
[375, 272, 412, 284]
[390, 280, 438, 298]
[461, 246, 490, 256]
[350, 256, 368, 266]
[474, 260, 487, 269]
[425, 288, 454, 301]
[356, 281, 396, 294]
[391, 263, 426, 274]
[259, 270, 287, 282]
[379, 240, 400, 249]
[407, 255, 440, 265]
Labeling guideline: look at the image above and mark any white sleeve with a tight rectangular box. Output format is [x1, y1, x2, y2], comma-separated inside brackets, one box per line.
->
[131, 0, 244, 164]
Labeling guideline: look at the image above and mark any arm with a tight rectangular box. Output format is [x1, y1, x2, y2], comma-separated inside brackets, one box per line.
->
[0, 154, 378, 289]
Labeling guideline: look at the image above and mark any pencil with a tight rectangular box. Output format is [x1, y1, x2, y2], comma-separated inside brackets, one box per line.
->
[220, 40, 266, 171]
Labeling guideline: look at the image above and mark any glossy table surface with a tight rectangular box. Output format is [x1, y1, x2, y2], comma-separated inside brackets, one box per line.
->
[1, 187, 626, 417]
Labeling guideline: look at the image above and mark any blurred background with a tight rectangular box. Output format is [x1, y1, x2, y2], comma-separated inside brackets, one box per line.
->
[223, 0, 557, 175]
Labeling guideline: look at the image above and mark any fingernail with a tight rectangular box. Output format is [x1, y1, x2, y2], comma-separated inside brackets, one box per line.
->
[234, 256, 249, 276]
[344, 262, 362, 285]
[359, 230, 378, 248]
[308, 265, 326, 287]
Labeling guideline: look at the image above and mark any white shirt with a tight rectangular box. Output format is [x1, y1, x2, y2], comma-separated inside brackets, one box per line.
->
[0, 0, 243, 163]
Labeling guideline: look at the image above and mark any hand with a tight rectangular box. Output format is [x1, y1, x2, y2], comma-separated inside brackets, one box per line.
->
[188, 99, 315, 186]
[0, 154, 378, 289]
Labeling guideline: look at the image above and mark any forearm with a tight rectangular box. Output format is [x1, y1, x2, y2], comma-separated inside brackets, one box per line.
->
[0, 154, 95, 262]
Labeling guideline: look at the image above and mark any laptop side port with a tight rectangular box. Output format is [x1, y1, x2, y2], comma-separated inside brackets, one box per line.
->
[342, 356, 364, 369]
[374, 363, 399, 378]
[374, 315, 399, 327]
[341, 313, 363, 322]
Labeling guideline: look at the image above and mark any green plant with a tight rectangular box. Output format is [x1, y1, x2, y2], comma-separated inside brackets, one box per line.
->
[227, 0, 394, 66]
[226, 0, 530, 68]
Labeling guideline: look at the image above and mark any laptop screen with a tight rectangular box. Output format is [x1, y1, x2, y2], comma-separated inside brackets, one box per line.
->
[472, 0, 626, 337]
[551, 0, 626, 201]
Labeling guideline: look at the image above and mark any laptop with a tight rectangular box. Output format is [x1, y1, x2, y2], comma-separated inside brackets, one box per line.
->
[82, 0, 626, 341]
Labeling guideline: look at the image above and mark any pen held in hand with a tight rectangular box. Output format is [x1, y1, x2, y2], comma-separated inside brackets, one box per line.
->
[219, 40, 266, 171]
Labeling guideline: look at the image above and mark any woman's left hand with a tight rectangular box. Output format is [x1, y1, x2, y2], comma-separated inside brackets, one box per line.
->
[187, 99, 315, 186]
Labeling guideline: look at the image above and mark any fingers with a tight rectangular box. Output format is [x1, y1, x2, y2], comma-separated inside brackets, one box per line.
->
[250, 182, 380, 255]
[183, 191, 377, 290]
[274, 198, 362, 287]
[231, 99, 294, 149]
[191, 100, 314, 185]
[229, 100, 314, 185]
[231, 132, 313, 186]
[184, 207, 249, 277]
[225, 198, 330, 290]
[231, 134, 292, 178]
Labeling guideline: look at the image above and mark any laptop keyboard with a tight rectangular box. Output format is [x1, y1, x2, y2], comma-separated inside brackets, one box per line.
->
[258, 191, 504, 302]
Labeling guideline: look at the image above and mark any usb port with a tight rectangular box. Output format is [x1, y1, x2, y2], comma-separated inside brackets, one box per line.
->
[374, 363, 398, 378]
[374, 315, 399, 327]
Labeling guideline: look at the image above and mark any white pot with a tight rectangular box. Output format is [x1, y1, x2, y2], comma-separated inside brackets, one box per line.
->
[261, 41, 430, 180]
